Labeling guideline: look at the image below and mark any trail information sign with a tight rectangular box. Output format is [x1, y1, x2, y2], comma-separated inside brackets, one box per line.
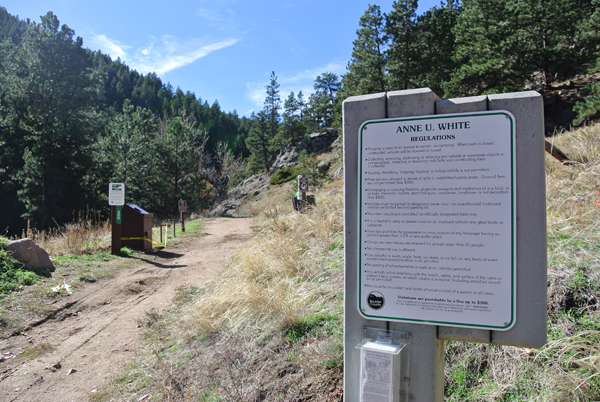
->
[109, 183, 125, 206]
[358, 111, 516, 330]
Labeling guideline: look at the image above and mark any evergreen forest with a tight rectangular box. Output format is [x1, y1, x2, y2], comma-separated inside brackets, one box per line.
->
[2, 0, 600, 236]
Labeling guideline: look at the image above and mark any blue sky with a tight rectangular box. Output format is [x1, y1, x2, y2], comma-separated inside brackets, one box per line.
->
[3, 0, 441, 117]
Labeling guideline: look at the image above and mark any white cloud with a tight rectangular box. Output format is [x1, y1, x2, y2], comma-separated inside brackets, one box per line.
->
[196, 8, 223, 22]
[89, 34, 131, 60]
[88, 34, 239, 76]
[246, 82, 265, 110]
[281, 62, 347, 85]
[132, 37, 239, 75]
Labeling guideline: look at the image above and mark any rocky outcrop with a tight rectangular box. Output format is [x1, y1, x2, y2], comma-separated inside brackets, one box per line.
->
[7, 238, 54, 271]
[272, 129, 338, 170]
[212, 200, 242, 217]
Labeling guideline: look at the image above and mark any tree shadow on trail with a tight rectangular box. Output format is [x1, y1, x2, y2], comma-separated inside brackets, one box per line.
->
[138, 249, 187, 269]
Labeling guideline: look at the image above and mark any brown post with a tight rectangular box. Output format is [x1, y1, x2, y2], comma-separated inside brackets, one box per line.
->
[111, 206, 121, 255]
[180, 211, 185, 232]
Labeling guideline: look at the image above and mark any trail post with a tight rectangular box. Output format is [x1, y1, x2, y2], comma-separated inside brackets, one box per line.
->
[109, 183, 125, 255]
[179, 199, 187, 232]
[343, 89, 547, 401]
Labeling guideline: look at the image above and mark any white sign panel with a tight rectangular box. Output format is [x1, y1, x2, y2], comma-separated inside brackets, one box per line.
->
[108, 183, 125, 206]
[358, 111, 516, 330]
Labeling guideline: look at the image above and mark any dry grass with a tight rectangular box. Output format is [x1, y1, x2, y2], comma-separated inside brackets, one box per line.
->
[105, 182, 345, 401]
[180, 193, 344, 335]
[445, 125, 600, 401]
[20, 211, 111, 256]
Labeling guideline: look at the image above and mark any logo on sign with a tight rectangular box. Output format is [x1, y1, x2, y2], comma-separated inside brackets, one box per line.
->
[367, 292, 385, 310]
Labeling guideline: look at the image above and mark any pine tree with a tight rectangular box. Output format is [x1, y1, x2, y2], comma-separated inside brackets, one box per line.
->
[2, 12, 101, 229]
[272, 92, 307, 150]
[341, 4, 388, 98]
[385, 0, 420, 90]
[413, 0, 460, 96]
[157, 111, 207, 213]
[263, 71, 281, 143]
[312, 72, 341, 128]
[245, 111, 271, 173]
[93, 100, 161, 211]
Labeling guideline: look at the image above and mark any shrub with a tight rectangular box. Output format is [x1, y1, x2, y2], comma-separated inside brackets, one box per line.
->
[269, 166, 303, 185]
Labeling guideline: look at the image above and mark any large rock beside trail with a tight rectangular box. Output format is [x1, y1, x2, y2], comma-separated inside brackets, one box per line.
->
[7, 238, 54, 271]
[212, 200, 242, 217]
[272, 129, 338, 170]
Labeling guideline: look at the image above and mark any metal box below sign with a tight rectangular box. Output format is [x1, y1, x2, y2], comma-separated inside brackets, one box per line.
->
[121, 204, 153, 251]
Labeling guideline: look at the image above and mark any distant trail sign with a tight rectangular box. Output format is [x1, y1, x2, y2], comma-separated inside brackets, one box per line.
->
[109, 183, 125, 206]
[358, 111, 516, 330]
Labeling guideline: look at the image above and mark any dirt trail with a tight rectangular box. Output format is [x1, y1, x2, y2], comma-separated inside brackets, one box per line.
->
[0, 217, 255, 402]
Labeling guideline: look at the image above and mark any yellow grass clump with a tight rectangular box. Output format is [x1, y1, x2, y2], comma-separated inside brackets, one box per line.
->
[26, 211, 111, 256]
[180, 192, 344, 335]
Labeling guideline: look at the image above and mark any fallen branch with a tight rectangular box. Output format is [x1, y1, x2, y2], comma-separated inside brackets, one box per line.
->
[545, 140, 577, 165]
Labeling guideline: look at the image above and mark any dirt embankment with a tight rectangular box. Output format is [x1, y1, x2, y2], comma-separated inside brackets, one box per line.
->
[0, 217, 254, 402]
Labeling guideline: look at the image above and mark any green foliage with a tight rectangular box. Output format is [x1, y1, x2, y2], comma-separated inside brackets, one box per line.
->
[269, 166, 303, 186]
[246, 111, 272, 173]
[285, 312, 341, 343]
[51, 251, 114, 266]
[271, 91, 307, 150]
[0, 8, 251, 236]
[295, 150, 330, 188]
[445, 0, 587, 96]
[385, 0, 419, 90]
[264, 71, 281, 143]
[0, 237, 41, 293]
[341, 4, 388, 99]
[119, 247, 135, 257]
[15, 270, 39, 286]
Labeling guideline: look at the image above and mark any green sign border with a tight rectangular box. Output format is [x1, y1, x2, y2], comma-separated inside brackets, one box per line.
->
[358, 111, 516, 330]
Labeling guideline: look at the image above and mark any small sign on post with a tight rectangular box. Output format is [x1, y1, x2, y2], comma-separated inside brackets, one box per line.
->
[298, 175, 309, 199]
[109, 183, 125, 255]
[179, 199, 186, 232]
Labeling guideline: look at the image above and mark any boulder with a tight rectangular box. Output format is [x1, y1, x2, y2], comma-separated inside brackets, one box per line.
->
[318, 161, 331, 173]
[212, 200, 242, 217]
[7, 238, 54, 271]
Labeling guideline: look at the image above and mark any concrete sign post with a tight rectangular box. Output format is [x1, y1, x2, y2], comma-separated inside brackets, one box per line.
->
[344, 89, 547, 401]
[109, 183, 125, 255]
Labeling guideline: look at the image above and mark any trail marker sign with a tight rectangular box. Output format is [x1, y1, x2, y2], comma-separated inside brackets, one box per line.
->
[298, 175, 309, 192]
